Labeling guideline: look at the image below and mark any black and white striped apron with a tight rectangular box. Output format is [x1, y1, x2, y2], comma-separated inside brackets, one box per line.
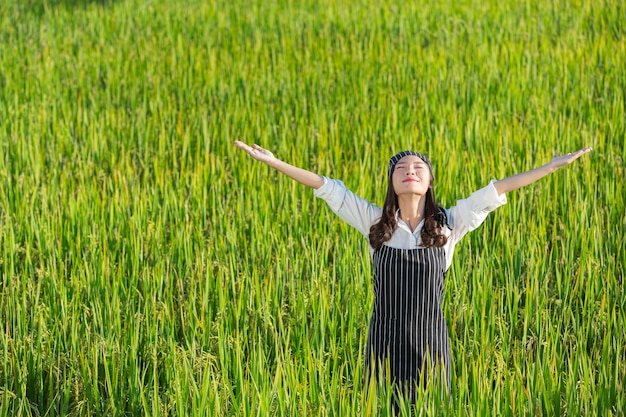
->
[365, 244, 451, 400]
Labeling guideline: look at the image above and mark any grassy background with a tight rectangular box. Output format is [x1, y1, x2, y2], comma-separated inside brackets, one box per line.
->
[0, 0, 624, 415]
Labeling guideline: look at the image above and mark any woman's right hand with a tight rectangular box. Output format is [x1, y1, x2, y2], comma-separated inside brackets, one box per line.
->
[233, 140, 324, 189]
[234, 140, 276, 164]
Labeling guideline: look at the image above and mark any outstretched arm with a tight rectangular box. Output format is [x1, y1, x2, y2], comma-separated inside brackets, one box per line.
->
[493, 147, 592, 195]
[234, 140, 325, 189]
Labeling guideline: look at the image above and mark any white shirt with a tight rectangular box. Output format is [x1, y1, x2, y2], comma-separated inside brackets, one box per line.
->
[313, 177, 507, 270]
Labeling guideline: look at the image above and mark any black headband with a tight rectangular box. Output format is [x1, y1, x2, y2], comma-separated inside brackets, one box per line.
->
[387, 150, 434, 180]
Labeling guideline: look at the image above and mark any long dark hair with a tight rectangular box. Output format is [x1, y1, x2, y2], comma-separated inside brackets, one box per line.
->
[368, 175, 449, 251]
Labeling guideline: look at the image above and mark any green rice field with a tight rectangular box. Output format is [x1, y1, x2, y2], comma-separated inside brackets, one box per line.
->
[0, 0, 624, 415]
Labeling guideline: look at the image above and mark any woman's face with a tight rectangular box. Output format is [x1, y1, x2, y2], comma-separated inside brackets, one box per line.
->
[391, 155, 432, 196]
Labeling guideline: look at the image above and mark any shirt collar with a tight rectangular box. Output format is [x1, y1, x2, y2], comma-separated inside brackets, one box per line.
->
[395, 209, 424, 234]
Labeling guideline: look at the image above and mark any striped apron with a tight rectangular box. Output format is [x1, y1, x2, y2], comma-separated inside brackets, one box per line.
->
[365, 244, 451, 400]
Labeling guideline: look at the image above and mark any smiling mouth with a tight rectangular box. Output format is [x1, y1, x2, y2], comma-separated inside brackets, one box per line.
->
[403, 179, 420, 183]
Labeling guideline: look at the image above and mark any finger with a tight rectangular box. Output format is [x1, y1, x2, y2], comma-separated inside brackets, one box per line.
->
[235, 141, 260, 157]
[234, 140, 251, 151]
[574, 147, 592, 155]
[568, 148, 592, 163]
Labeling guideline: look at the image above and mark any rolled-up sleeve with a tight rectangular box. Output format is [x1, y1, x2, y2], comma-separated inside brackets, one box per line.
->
[447, 180, 507, 244]
[314, 177, 382, 237]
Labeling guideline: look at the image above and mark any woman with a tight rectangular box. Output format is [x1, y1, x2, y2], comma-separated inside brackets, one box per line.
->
[234, 140, 591, 406]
